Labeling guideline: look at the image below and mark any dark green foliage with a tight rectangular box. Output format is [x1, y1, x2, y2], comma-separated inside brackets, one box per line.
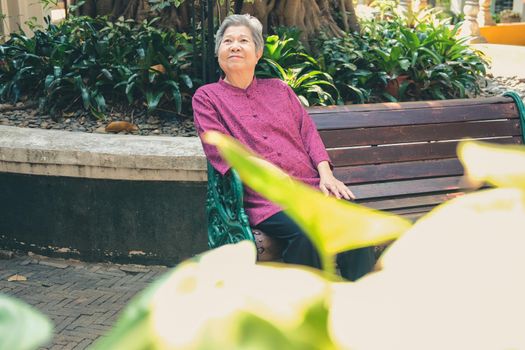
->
[0, 16, 194, 118]
[400, 22, 487, 100]
[359, 11, 488, 101]
[318, 8, 488, 103]
[256, 28, 338, 106]
[317, 33, 372, 104]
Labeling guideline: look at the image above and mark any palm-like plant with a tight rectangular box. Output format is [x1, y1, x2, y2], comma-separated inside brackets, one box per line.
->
[256, 31, 338, 106]
[356, 6, 488, 101]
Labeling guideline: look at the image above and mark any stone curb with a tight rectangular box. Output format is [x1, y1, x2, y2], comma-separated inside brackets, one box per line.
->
[0, 125, 207, 181]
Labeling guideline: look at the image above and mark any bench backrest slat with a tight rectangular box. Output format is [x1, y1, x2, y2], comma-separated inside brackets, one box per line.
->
[320, 120, 521, 148]
[312, 102, 518, 129]
[359, 193, 463, 211]
[328, 136, 522, 167]
[308, 96, 512, 114]
[391, 204, 449, 213]
[359, 190, 466, 219]
[350, 175, 464, 199]
[333, 158, 464, 184]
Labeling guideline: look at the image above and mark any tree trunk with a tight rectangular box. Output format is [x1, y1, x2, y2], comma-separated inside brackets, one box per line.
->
[344, 0, 360, 32]
[70, 0, 360, 43]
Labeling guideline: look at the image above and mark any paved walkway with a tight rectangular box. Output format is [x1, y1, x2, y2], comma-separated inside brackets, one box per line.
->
[472, 43, 525, 79]
[0, 252, 168, 350]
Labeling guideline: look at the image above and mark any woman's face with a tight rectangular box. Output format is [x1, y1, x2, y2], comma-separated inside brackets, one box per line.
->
[218, 25, 262, 77]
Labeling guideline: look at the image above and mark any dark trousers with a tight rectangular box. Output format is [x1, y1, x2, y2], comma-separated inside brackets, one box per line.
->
[254, 211, 376, 281]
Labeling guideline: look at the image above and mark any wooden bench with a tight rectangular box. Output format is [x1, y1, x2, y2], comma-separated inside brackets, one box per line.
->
[206, 92, 525, 261]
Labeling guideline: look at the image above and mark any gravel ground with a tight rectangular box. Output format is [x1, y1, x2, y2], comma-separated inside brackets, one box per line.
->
[0, 103, 197, 137]
[480, 75, 525, 98]
[1, 76, 524, 137]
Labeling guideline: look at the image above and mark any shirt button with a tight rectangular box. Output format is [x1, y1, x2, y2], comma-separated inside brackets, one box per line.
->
[277, 152, 282, 157]
[252, 114, 257, 118]
[263, 135, 268, 139]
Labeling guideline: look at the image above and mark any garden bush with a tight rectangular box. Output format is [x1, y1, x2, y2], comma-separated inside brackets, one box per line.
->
[0, 16, 194, 118]
[318, 4, 489, 103]
[256, 28, 338, 106]
[317, 32, 374, 104]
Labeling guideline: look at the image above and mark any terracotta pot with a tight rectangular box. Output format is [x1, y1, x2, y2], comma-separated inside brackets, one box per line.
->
[385, 75, 411, 99]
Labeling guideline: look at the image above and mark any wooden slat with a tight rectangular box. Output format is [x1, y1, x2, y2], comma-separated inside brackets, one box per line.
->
[389, 205, 440, 216]
[321, 120, 522, 148]
[395, 211, 429, 222]
[329, 137, 522, 167]
[333, 158, 464, 184]
[307, 95, 513, 114]
[350, 176, 465, 200]
[378, 206, 438, 222]
[357, 192, 465, 211]
[312, 103, 518, 130]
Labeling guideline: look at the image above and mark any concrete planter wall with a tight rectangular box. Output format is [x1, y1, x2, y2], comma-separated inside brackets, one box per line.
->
[0, 125, 209, 265]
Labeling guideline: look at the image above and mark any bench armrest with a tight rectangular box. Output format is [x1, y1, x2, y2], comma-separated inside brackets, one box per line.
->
[503, 91, 525, 142]
[206, 162, 254, 248]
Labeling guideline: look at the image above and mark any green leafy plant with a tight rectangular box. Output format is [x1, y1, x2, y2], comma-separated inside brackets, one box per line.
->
[395, 21, 487, 100]
[109, 17, 194, 114]
[315, 4, 488, 104]
[317, 33, 372, 104]
[353, 5, 489, 102]
[256, 29, 338, 106]
[0, 16, 195, 118]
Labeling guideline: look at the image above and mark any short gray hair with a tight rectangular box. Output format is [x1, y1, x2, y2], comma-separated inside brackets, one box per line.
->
[215, 14, 264, 56]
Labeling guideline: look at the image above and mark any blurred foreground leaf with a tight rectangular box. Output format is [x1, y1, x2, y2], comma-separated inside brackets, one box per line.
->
[330, 141, 525, 349]
[93, 241, 336, 350]
[203, 131, 412, 273]
[458, 140, 525, 189]
[0, 294, 53, 350]
[332, 187, 525, 350]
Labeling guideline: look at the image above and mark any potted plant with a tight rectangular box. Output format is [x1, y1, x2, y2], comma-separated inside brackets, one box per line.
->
[499, 9, 522, 23]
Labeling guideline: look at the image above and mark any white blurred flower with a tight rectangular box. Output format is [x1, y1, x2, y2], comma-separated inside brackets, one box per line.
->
[149, 241, 329, 349]
[330, 188, 525, 350]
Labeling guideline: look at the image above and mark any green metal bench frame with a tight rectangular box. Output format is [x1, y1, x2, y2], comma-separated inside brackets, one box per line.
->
[206, 162, 254, 248]
[206, 92, 525, 250]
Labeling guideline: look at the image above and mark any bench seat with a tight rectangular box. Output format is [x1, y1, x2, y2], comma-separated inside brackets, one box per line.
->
[206, 92, 525, 259]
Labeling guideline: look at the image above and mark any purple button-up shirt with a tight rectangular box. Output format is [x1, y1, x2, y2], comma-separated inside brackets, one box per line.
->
[193, 77, 331, 226]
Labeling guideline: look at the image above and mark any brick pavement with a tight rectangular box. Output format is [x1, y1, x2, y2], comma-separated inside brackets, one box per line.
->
[0, 252, 168, 350]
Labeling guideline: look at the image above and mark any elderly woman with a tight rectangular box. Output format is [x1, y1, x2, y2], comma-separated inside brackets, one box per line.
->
[193, 14, 374, 280]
